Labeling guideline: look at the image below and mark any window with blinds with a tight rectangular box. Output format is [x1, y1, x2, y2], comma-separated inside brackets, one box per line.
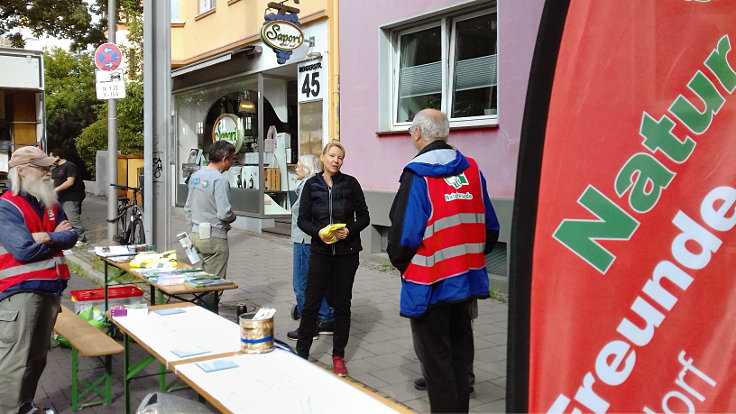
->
[393, 8, 497, 125]
[452, 13, 497, 118]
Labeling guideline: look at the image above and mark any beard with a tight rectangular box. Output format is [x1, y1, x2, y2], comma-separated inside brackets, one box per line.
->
[23, 175, 58, 209]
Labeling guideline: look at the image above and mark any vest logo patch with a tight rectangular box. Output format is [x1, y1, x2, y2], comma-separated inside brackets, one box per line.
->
[445, 192, 473, 201]
[47, 209, 55, 220]
[444, 173, 469, 190]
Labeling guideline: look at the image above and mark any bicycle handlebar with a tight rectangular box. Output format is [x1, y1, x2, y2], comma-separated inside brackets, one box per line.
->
[110, 183, 142, 192]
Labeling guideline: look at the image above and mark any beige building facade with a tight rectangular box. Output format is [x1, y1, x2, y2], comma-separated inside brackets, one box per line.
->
[171, 0, 338, 232]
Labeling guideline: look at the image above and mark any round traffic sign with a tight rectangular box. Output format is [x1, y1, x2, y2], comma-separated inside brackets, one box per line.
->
[95, 43, 123, 71]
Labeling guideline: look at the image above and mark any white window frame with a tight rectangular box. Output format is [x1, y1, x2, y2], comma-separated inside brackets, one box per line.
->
[199, 0, 216, 14]
[171, 0, 183, 23]
[388, 6, 497, 131]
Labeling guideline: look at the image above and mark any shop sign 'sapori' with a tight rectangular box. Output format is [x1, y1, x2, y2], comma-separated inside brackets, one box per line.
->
[261, 20, 304, 51]
[213, 113, 244, 153]
[261, 2, 302, 64]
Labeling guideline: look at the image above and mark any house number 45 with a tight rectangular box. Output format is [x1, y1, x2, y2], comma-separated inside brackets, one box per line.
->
[301, 72, 320, 98]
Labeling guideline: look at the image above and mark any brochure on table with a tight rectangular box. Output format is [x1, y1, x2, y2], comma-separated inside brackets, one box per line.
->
[94, 244, 153, 258]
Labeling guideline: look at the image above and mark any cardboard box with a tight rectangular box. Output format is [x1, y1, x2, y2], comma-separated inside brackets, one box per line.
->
[265, 168, 280, 191]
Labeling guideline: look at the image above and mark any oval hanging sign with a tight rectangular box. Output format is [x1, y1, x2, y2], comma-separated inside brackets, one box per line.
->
[260, 20, 304, 51]
[212, 114, 243, 153]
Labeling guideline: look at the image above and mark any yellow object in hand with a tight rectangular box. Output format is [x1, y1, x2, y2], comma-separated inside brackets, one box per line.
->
[319, 223, 346, 244]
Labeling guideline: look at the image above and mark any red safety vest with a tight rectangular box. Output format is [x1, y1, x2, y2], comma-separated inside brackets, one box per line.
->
[0, 192, 70, 292]
[403, 158, 487, 285]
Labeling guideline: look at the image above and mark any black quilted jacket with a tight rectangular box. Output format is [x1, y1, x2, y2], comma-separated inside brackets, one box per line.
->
[297, 171, 370, 256]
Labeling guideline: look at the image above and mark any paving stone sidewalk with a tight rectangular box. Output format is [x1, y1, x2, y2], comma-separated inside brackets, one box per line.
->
[37, 194, 508, 413]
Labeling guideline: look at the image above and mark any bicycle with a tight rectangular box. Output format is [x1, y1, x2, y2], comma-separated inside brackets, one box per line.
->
[106, 183, 145, 245]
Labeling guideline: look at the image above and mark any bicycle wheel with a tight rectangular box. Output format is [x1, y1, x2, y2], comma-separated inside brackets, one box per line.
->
[130, 218, 146, 245]
[115, 203, 130, 243]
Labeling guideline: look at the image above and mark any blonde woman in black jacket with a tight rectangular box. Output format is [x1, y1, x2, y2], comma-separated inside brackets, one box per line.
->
[295, 141, 370, 377]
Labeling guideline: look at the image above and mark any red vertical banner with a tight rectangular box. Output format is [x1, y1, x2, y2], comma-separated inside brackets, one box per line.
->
[511, 1, 736, 413]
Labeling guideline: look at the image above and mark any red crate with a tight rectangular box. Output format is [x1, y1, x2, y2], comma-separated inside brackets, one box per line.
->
[70, 286, 144, 313]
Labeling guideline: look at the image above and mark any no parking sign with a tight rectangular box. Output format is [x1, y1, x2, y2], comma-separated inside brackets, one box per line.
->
[94, 43, 126, 100]
[95, 43, 123, 71]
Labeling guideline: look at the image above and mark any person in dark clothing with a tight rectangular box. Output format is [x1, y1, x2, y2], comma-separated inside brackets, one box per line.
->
[295, 141, 370, 377]
[387, 109, 499, 413]
[50, 148, 87, 245]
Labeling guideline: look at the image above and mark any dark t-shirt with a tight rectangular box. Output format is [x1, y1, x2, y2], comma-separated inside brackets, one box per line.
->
[51, 161, 85, 202]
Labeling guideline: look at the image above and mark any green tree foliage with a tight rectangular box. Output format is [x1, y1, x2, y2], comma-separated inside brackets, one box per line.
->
[0, 0, 143, 51]
[76, 81, 144, 176]
[119, 1, 143, 80]
[44, 47, 100, 153]
[0, 0, 106, 51]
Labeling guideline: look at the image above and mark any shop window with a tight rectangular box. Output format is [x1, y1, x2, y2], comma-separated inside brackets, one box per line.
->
[391, 7, 497, 128]
[175, 75, 298, 217]
[298, 101, 323, 157]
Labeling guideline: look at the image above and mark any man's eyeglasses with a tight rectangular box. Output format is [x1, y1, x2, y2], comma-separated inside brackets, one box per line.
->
[26, 164, 52, 173]
[408, 126, 415, 134]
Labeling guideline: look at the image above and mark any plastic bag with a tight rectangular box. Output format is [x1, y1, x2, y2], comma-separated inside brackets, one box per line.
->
[136, 392, 215, 414]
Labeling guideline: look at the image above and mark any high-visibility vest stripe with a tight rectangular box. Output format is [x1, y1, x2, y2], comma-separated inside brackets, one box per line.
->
[423, 213, 486, 239]
[406, 253, 488, 286]
[410, 242, 486, 268]
[0, 255, 66, 279]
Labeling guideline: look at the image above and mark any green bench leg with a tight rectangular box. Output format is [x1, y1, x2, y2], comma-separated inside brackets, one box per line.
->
[70, 348, 115, 411]
[105, 355, 113, 404]
[71, 348, 78, 411]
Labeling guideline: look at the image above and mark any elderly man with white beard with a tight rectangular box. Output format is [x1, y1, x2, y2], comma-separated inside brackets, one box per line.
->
[0, 146, 78, 414]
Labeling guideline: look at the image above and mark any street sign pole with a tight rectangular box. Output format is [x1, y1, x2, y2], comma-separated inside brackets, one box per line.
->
[106, 0, 118, 243]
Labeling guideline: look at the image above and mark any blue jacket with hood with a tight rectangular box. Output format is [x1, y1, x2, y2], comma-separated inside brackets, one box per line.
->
[387, 140, 500, 317]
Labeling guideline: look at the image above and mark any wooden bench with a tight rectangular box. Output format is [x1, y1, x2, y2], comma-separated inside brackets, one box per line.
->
[53, 305, 124, 410]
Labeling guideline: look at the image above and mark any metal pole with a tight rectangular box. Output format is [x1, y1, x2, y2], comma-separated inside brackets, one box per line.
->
[106, 0, 118, 243]
[144, 0, 171, 250]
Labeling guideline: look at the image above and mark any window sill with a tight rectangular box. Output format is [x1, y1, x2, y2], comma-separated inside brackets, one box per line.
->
[171, 21, 185, 28]
[377, 123, 499, 137]
[195, 9, 216, 21]
[227, 0, 241, 4]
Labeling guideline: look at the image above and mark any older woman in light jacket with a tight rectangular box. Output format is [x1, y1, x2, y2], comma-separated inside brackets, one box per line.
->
[287, 154, 334, 340]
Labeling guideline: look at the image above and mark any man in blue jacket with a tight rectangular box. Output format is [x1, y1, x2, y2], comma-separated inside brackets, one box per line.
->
[0, 146, 78, 414]
[388, 109, 499, 413]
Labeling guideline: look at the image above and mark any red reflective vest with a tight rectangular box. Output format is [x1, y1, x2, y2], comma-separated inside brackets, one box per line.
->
[0, 192, 70, 292]
[403, 158, 487, 285]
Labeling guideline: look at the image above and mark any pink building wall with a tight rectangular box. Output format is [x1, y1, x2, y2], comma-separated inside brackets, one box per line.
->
[338, 0, 544, 200]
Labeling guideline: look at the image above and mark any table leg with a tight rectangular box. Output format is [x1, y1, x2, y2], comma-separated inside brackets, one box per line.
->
[71, 348, 79, 411]
[104, 262, 109, 311]
[159, 362, 167, 392]
[104, 355, 112, 404]
[150, 285, 156, 306]
[123, 334, 157, 413]
[124, 334, 130, 414]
